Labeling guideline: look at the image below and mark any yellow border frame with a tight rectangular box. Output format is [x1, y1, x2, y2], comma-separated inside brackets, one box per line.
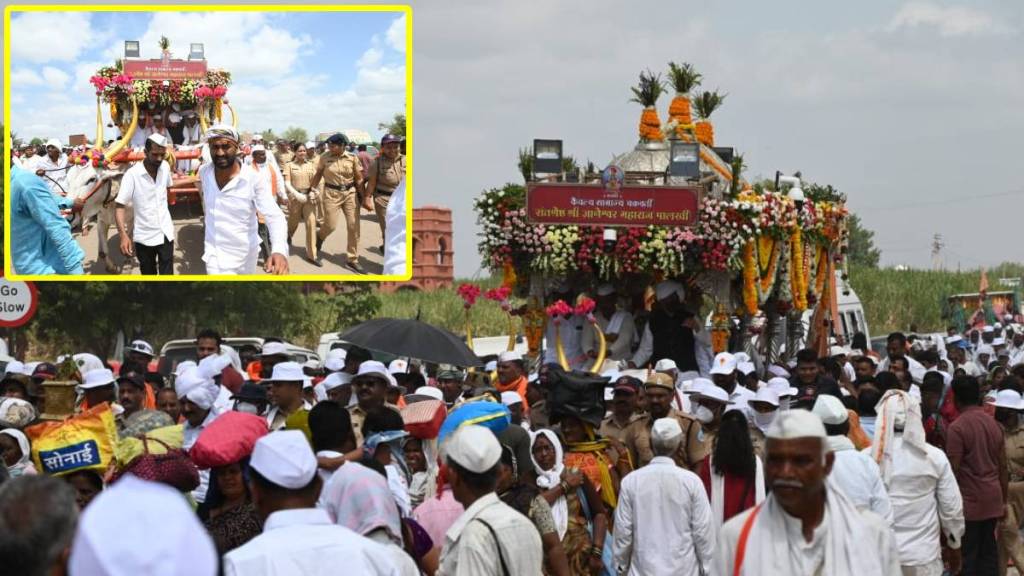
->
[3, 4, 413, 283]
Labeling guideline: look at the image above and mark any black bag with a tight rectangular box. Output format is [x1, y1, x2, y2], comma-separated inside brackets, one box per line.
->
[545, 366, 609, 428]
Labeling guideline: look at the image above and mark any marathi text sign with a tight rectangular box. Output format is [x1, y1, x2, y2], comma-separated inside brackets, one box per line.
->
[526, 183, 701, 227]
[123, 59, 207, 81]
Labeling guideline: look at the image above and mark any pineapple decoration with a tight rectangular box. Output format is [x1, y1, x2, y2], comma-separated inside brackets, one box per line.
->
[693, 90, 726, 147]
[666, 62, 702, 139]
[630, 70, 666, 142]
[159, 35, 171, 67]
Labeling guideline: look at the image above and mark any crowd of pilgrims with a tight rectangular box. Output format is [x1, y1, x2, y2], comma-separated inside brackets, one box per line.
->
[1, 311, 1023, 575]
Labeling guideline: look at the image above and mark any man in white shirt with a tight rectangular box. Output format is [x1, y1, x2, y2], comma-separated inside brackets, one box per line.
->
[114, 133, 175, 275]
[382, 179, 407, 276]
[199, 124, 289, 275]
[614, 417, 714, 575]
[32, 139, 70, 197]
[263, 362, 313, 431]
[438, 425, 543, 576]
[869, 389, 965, 575]
[581, 284, 637, 368]
[716, 410, 901, 575]
[223, 430, 401, 576]
[176, 366, 222, 503]
[811, 395, 893, 525]
[709, 352, 755, 421]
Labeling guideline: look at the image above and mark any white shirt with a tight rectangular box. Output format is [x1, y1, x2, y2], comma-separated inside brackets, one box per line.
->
[251, 160, 286, 202]
[863, 436, 965, 567]
[543, 315, 587, 369]
[726, 385, 757, 422]
[199, 162, 288, 274]
[826, 436, 893, 526]
[632, 324, 714, 375]
[383, 179, 407, 276]
[183, 410, 219, 503]
[182, 122, 201, 145]
[32, 153, 70, 196]
[223, 508, 402, 576]
[581, 309, 637, 361]
[386, 463, 412, 517]
[613, 456, 714, 576]
[315, 449, 344, 483]
[114, 160, 174, 246]
[437, 492, 543, 576]
[878, 355, 927, 383]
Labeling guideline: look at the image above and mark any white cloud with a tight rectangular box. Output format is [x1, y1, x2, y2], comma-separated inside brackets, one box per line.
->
[386, 14, 406, 52]
[11, 68, 44, 86]
[41, 66, 71, 90]
[10, 12, 99, 63]
[358, 47, 383, 68]
[887, 2, 1014, 37]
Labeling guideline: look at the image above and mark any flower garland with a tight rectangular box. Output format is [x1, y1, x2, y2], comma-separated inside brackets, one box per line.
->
[789, 227, 807, 311]
[90, 65, 231, 107]
[741, 241, 758, 315]
[456, 283, 481, 308]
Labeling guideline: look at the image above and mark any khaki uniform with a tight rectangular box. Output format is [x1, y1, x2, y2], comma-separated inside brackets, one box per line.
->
[368, 154, 406, 241]
[999, 425, 1024, 576]
[348, 402, 401, 447]
[275, 149, 294, 168]
[284, 159, 320, 260]
[622, 410, 705, 471]
[599, 413, 642, 444]
[316, 151, 362, 260]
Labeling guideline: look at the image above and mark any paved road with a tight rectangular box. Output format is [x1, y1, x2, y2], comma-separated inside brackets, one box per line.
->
[76, 202, 385, 277]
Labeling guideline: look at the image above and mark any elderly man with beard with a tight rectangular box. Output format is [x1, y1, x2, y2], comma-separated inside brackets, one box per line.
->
[495, 351, 529, 409]
[199, 124, 289, 275]
[716, 409, 900, 575]
[115, 134, 176, 275]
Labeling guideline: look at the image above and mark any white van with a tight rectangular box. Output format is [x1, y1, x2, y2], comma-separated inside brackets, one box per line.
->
[158, 338, 319, 376]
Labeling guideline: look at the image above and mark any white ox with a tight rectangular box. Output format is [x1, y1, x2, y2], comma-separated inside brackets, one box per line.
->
[66, 162, 128, 273]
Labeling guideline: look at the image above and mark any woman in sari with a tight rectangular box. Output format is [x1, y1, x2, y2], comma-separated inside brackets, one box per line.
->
[531, 427, 610, 576]
[197, 457, 263, 555]
[0, 428, 37, 478]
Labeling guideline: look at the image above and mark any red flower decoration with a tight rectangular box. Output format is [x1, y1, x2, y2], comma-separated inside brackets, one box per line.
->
[457, 284, 481, 308]
[574, 297, 596, 318]
[545, 300, 573, 318]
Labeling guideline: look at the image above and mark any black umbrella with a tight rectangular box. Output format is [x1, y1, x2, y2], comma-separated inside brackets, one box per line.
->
[338, 318, 483, 367]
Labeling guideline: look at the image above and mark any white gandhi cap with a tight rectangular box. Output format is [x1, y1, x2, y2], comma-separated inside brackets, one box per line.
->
[446, 424, 501, 473]
[811, 394, 849, 425]
[651, 417, 683, 442]
[250, 430, 317, 489]
[765, 409, 827, 440]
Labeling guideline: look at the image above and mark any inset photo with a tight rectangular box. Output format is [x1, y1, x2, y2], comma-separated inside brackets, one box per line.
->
[4, 6, 411, 280]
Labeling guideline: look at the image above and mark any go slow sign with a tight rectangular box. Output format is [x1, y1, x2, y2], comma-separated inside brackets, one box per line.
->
[0, 278, 38, 327]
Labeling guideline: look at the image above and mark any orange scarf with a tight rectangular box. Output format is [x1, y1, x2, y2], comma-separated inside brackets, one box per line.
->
[253, 162, 279, 196]
[495, 375, 529, 410]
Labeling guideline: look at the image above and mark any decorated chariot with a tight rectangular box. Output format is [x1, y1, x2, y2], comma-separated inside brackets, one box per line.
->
[468, 62, 853, 370]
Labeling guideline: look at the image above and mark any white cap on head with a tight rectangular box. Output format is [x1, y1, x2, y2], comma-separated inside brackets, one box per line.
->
[498, 351, 523, 363]
[3, 360, 26, 377]
[993, 337, 1006, 347]
[267, 361, 305, 383]
[407, 386, 444, 403]
[147, 133, 170, 148]
[69, 476, 218, 576]
[80, 368, 116, 390]
[321, 371, 353, 392]
[737, 361, 756, 376]
[596, 284, 615, 297]
[654, 280, 683, 301]
[683, 377, 713, 395]
[174, 368, 218, 410]
[749, 387, 780, 407]
[767, 365, 791, 379]
[829, 345, 849, 357]
[733, 352, 751, 364]
[388, 359, 409, 374]
[168, 112, 182, 123]
[709, 352, 737, 375]
[174, 360, 197, 377]
[945, 335, 963, 345]
[976, 344, 994, 356]
[983, 326, 994, 333]
[652, 417, 683, 443]
[446, 424, 501, 473]
[251, 144, 266, 153]
[654, 358, 678, 372]
[500, 391, 522, 407]
[261, 342, 288, 357]
[993, 389, 1024, 410]
[46, 138, 62, 149]
[357, 360, 395, 386]
[484, 360, 498, 372]
[127, 339, 155, 357]
[305, 141, 316, 149]
[765, 409, 827, 440]
[250, 430, 317, 489]
[324, 348, 347, 372]
[692, 385, 733, 405]
[766, 376, 799, 398]
[812, 394, 849, 425]
[252, 134, 264, 141]
[995, 322, 1003, 329]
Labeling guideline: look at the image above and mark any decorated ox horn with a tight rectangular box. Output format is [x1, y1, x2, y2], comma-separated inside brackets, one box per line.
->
[226, 101, 238, 129]
[104, 98, 138, 161]
[95, 96, 104, 150]
[198, 99, 210, 134]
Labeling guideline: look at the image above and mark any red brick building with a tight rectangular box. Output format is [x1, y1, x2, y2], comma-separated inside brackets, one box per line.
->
[381, 206, 453, 292]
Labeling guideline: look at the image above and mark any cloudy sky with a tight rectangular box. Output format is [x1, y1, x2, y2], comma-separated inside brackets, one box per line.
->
[4, 1, 1022, 279]
[6, 9, 406, 141]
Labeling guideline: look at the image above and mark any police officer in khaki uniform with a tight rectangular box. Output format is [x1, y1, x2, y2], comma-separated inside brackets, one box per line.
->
[366, 134, 406, 252]
[274, 139, 294, 168]
[309, 133, 365, 273]
[283, 142, 322, 266]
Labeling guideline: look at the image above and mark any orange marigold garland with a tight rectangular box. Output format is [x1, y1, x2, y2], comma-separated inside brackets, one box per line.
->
[790, 227, 807, 311]
[694, 121, 714, 146]
[639, 107, 664, 141]
[756, 235, 782, 303]
[742, 242, 758, 314]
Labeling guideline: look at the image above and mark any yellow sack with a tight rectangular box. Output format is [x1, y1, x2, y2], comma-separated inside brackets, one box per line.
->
[114, 424, 184, 470]
[25, 403, 118, 476]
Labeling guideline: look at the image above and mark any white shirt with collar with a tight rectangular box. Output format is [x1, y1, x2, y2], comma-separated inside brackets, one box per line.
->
[437, 492, 543, 576]
[613, 455, 715, 576]
[183, 409, 220, 503]
[265, 399, 313, 431]
[114, 160, 174, 246]
[199, 161, 288, 274]
[32, 153, 70, 196]
[581, 309, 637, 361]
[223, 508, 402, 576]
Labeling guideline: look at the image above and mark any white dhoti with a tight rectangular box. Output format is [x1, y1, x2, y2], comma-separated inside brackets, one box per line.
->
[203, 251, 258, 275]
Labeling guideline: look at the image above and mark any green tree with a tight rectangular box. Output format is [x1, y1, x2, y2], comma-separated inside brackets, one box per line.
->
[378, 113, 406, 137]
[281, 126, 309, 144]
[847, 214, 881, 268]
[30, 137, 44, 147]
[259, 129, 278, 142]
